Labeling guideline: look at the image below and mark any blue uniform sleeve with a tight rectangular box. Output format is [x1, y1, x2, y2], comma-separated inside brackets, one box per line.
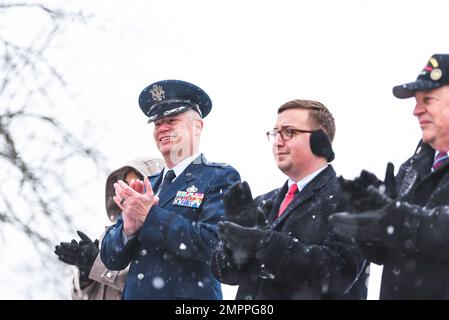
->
[138, 167, 240, 263]
[100, 216, 138, 271]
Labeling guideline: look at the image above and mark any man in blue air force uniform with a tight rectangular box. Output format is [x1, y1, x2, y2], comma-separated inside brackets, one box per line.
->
[101, 80, 240, 299]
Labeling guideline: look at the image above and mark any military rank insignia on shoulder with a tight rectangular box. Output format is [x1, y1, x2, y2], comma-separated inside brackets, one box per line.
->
[205, 161, 229, 168]
[173, 185, 204, 208]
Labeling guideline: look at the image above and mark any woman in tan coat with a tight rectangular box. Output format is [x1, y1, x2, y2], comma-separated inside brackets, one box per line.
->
[55, 157, 163, 300]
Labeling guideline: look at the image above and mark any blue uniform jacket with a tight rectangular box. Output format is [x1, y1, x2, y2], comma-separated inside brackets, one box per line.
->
[101, 154, 240, 299]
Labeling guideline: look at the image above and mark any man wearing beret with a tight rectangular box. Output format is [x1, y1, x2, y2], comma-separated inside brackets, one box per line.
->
[101, 80, 240, 299]
[329, 54, 449, 299]
[212, 99, 367, 299]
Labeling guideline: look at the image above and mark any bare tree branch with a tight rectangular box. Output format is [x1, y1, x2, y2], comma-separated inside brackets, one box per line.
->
[0, 2, 92, 21]
[0, 2, 108, 298]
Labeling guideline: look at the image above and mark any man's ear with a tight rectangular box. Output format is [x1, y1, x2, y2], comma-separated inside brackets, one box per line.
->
[194, 119, 203, 136]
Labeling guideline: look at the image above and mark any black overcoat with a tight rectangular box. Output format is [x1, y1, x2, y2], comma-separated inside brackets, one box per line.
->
[361, 142, 449, 299]
[212, 165, 366, 300]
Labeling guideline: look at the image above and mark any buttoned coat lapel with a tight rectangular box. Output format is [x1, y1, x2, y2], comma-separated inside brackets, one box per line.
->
[269, 166, 336, 231]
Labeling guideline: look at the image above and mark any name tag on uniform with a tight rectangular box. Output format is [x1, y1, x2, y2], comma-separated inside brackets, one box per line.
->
[173, 190, 204, 208]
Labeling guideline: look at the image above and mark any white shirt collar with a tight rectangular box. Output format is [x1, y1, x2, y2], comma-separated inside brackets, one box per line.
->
[434, 151, 449, 159]
[161, 152, 201, 181]
[432, 151, 449, 172]
[287, 164, 328, 192]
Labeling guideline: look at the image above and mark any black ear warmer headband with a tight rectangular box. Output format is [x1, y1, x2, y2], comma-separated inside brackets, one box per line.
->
[310, 129, 335, 162]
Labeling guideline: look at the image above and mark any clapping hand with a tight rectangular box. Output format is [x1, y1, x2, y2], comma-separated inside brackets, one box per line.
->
[114, 176, 159, 236]
[340, 162, 396, 212]
[224, 181, 260, 227]
[54, 231, 100, 282]
[218, 201, 272, 266]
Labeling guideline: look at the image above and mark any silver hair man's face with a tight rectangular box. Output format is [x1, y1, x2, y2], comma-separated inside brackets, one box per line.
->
[153, 109, 203, 165]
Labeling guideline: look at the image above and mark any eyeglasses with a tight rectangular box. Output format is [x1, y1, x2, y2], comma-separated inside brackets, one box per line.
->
[266, 128, 313, 142]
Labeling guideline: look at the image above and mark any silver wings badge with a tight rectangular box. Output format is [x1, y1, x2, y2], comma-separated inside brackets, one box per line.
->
[186, 185, 198, 192]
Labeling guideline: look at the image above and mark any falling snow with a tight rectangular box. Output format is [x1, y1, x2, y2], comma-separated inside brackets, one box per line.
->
[152, 276, 165, 289]
[386, 226, 394, 235]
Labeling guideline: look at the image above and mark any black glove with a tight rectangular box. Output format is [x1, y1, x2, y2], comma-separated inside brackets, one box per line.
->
[328, 203, 403, 244]
[340, 162, 396, 212]
[76, 231, 100, 280]
[383, 162, 397, 199]
[217, 221, 271, 266]
[54, 239, 80, 265]
[224, 181, 264, 227]
[219, 198, 272, 267]
[54, 231, 100, 282]
[257, 199, 273, 228]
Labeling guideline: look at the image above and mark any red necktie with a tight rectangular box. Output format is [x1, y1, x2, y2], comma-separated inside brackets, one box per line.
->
[278, 183, 298, 217]
[432, 152, 449, 171]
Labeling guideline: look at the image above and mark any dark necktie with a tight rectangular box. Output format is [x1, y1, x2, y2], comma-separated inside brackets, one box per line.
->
[158, 170, 176, 195]
[432, 152, 449, 172]
[277, 183, 298, 217]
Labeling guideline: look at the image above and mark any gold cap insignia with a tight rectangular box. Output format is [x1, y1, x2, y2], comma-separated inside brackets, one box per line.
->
[430, 68, 442, 81]
[429, 57, 439, 68]
[149, 84, 165, 101]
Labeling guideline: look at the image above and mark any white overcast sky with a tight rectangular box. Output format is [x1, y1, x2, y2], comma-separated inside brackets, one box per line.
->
[4, 0, 449, 299]
[70, 0, 446, 190]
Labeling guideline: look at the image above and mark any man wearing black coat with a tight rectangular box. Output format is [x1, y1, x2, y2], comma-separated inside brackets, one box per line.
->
[329, 54, 449, 299]
[212, 99, 367, 300]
